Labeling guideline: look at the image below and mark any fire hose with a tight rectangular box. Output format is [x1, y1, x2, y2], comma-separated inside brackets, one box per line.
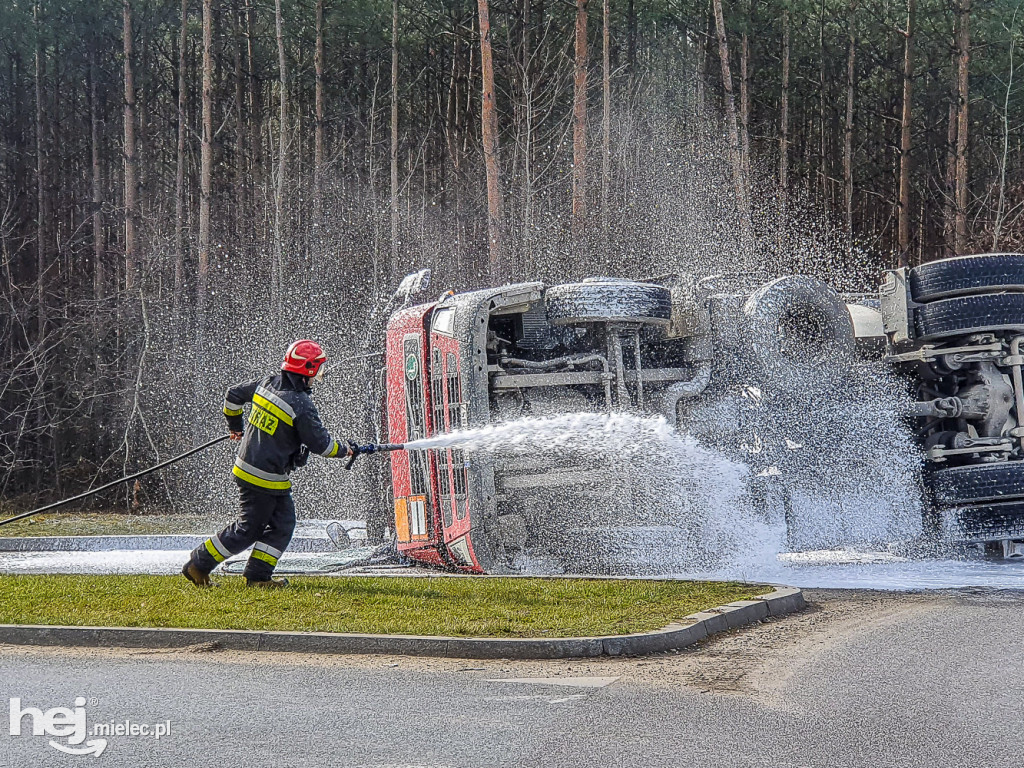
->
[0, 438, 409, 529]
[0, 435, 232, 529]
[222, 534, 402, 575]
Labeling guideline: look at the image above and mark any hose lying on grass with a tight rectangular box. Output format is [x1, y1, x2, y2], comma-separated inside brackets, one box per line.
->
[219, 536, 403, 575]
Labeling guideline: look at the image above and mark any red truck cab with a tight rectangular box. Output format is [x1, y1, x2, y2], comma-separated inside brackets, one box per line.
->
[385, 300, 485, 571]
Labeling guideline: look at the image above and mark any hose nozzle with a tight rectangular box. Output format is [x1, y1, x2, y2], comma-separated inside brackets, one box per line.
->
[344, 441, 406, 470]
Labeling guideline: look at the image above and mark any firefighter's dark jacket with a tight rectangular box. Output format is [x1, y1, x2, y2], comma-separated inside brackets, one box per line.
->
[223, 371, 344, 495]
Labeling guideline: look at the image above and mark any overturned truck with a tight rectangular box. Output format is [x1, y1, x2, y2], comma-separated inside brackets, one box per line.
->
[383, 253, 1024, 571]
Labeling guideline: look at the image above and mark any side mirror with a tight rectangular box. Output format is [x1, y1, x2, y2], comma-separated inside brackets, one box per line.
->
[395, 269, 432, 303]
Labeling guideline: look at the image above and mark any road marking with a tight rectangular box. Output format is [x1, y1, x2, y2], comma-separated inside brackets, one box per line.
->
[485, 676, 619, 688]
[483, 693, 589, 704]
[483, 694, 552, 702]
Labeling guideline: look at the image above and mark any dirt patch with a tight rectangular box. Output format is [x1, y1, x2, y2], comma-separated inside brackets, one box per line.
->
[599, 588, 954, 710]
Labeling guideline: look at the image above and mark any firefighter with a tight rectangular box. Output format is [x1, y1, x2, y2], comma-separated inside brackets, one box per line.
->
[181, 339, 352, 589]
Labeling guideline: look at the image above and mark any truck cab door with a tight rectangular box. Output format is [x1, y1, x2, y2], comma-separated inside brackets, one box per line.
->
[386, 305, 446, 566]
[429, 309, 478, 569]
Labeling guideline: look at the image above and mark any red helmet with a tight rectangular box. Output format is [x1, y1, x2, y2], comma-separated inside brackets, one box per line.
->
[282, 339, 327, 377]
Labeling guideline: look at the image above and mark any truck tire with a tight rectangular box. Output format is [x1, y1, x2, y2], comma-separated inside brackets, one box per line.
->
[909, 253, 1024, 302]
[913, 293, 1024, 340]
[742, 275, 855, 378]
[941, 501, 1024, 542]
[930, 462, 1024, 505]
[545, 280, 672, 326]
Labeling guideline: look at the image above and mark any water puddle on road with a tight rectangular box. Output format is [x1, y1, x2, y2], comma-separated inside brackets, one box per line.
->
[688, 550, 1024, 591]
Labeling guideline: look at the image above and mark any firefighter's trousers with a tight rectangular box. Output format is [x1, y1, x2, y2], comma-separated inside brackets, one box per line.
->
[190, 485, 296, 581]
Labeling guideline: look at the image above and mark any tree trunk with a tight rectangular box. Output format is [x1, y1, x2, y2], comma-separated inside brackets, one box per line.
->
[274, 0, 287, 316]
[954, 0, 971, 254]
[524, 0, 532, 77]
[245, 0, 259, 207]
[739, 0, 751, 183]
[137, 28, 150, 232]
[897, 0, 915, 265]
[445, 31, 459, 172]
[34, 0, 47, 341]
[233, 0, 246, 240]
[520, 0, 533, 270]
[174, 0, 188, 315]
[522, 0, 531, 89]
[314, 0, 324, 222]
[779, 8, 790, 197]
[477, 0, 505, 278]
[843, 0, 856, 254]
[368, 65, 380, 293]
[627, 0, 636, 74]
[197, 0, 213, 321]
[572, 0, 588, 235]
[601, 0, 610, 256]
[818, 0, 828, 207]
[712, 0, 748, 223]
[90, 44, 104, 303]
[123, 0, 139, 292]
[943, 95, 957, 257]
[992, 21, 1016, 250]
[696, 8, 708, 115]
[390, 0, 399, 273]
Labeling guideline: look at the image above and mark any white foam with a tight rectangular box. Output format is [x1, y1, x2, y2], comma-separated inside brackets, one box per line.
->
[0, 550, 197, 575]
[698, 552, 1024, 591]
[409, 412, 776, 575]
[399, 407, 1024, 591]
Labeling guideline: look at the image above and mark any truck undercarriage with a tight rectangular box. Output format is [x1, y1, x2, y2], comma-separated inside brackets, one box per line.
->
[384, 253, 1024, 572]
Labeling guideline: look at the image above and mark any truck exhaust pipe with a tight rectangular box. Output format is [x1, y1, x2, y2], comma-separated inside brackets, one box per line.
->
[663, 365, 712, 426]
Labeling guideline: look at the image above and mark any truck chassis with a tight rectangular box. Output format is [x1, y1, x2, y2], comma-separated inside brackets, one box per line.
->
[384, 253, 1024, 571]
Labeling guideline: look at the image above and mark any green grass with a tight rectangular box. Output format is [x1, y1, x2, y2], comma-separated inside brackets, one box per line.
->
[0, 512, 226, 538]
[0, 575, 769, 638]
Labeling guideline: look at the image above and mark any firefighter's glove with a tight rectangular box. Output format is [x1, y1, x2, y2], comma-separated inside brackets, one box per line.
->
[344, 440, 363, 470]
[294, 445, 309, 468]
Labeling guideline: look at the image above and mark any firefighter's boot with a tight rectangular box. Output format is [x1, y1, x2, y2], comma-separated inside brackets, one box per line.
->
[181, 561, 216, 588]
[246, 576, 289, 590]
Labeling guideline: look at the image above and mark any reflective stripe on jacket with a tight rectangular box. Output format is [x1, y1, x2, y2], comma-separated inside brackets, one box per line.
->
[223, 371, 345, 494]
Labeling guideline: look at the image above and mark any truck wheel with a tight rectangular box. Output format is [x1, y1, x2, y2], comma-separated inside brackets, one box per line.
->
[742, 275, 855, 377]
[941, 501, 1024, 542]
[545, 280, 672, 326]
[913, 293, 1024, 340]
[909, 253, 1024, 302]
[930, 462, 1024, 505]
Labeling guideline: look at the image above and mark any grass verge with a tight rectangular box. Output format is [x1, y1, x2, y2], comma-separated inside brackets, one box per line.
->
[0, 575, 769, 638]
[0, 513, 227, 538]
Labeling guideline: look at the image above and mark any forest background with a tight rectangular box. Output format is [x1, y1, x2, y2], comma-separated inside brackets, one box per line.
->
[0, 0, 1020, 518]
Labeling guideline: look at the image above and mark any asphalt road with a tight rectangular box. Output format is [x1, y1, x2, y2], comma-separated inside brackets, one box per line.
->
[2, 588, 1022, 768]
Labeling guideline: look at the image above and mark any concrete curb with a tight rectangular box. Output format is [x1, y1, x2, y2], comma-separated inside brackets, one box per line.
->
[0, 586, 805, 659]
